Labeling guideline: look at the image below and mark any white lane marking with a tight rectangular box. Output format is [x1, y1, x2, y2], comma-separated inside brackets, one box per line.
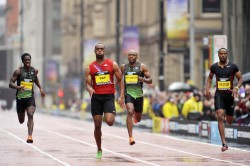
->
[68, 126, 248, 166]
[145, 132, 250, 153]
[1, 128, 71, 166]
[37, 127, 159, 166]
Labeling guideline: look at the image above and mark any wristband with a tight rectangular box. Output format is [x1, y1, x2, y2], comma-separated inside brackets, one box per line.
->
[234, 86, 239, 90]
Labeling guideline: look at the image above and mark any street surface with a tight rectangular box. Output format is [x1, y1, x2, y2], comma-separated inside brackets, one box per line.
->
[1, 110, 250, 166]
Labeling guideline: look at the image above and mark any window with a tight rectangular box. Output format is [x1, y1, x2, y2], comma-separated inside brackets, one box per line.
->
[202, 0, 220, 13]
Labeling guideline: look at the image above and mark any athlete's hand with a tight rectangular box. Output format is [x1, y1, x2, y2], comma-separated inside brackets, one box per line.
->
[139, 77, 145, 83]
[87, 87, 95, 98]
[18, 86, 25, 92]
[118, 96, 125, 109]
[205, 88, 211, 100]
[40, 89, 45, 98]
[232, 88, 239, 98]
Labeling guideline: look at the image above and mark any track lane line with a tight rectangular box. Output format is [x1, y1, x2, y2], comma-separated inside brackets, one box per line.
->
[1, 128, 71, 166]
[37, 127, 159, 166]
[66, 125, 248, 166]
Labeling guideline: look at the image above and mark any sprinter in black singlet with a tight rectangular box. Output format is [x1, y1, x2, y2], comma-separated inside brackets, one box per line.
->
[205, 48, 242, 152]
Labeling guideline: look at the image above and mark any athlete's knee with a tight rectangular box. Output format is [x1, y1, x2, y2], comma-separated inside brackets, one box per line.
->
[127, 109, 133, 116]
[106, 119, 114, 126]
[27, 112, 34, 119]
[18, 118, 25, 124]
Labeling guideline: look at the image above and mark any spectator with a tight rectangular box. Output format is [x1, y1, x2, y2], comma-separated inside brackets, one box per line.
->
[162, 97, 179, 120]
[181, 92, 203, 120]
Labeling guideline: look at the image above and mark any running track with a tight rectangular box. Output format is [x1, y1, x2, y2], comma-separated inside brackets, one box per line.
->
[1, 110, 250, 166]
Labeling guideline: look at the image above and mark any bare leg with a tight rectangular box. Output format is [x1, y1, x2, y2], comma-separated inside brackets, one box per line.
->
[216, 109, 226, 144]
[126, 103, 134, 137]
[93, 115, 103, 152]
[26, 106, 35, 136]
[104, 113, 115, 126]
[17, 112, 25, 124]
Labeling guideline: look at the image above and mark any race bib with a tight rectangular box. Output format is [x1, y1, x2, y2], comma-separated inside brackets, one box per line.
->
[20, 81, 33, 90]
[125, 75, 138, 84]
[218, 81, 230, 90]
[95, 74, 111, 85]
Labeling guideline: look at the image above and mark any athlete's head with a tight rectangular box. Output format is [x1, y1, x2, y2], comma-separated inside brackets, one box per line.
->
[21, 53, 31, 67]
[218, 48, 228, 63]
[128, 50, 138, 65]
[94, 43, 105, 60]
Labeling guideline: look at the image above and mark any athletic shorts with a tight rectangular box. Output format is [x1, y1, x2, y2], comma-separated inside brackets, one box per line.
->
[214, 91, 234, 116]
[125, 93, 143, 113]
[16, 97, 36, 113]
[91, 94, 116, 116]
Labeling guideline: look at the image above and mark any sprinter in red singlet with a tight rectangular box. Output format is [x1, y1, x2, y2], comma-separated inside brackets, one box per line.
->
[85, 43, 125, 159]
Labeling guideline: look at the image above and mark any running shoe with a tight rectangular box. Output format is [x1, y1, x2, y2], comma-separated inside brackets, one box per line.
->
[26, 136, 33, 143]
[221, 144, 228, 152]
[96, 151, 102, 159]
[129, 137, 135, 145]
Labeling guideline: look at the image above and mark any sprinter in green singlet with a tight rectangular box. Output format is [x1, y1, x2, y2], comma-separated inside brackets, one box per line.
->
[120, 50, 152, 145]
[9, 53, 45, 143]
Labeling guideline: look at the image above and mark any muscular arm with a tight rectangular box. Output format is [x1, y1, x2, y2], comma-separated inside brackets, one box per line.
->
[140, 63, 152, 84]
[34, 69, 45, 97]
[9, 69, 23, 90]
[85, 66, 95, 97]
[114, 62, 124, 97]
[205, 71, 214, 99]
[232, 71, 243, 97]
[235, 71, 243, 88]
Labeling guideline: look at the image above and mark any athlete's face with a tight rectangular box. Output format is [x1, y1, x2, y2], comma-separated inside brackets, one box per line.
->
[22, 56, 31, 67]
[218, 49, 228, 63]
[128, 51, 138, 64]
[94, 44, 105, 59]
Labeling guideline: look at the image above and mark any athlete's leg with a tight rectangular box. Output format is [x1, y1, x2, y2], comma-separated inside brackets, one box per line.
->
[26, 106, 35, 136]
[216, 109, 226, 145]
[104, 113, 115, 126]
[126, 103, 134, 137]
[17, 112, 25, 124]
[226, 115, 233, 124]
[93, 115, 103, 152]
[134, 97, 143, 122]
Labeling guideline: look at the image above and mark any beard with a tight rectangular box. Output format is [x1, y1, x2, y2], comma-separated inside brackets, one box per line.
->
[219, 57, 227, 64]
[96, 54, 104, 59]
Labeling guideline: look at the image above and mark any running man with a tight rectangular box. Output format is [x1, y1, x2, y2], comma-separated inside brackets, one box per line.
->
[85, 43, 125, 159]
[9, 53, 45, 143]
[120, 50, 152, 145]
[205, 48, 242, 152]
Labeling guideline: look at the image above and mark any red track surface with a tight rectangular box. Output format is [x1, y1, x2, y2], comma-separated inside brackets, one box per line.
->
[1, 110, 250, 166]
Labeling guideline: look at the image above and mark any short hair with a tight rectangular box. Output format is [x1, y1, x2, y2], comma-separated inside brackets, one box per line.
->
[95, 43, 105, 49]
[128, 49, 137, 55]
[21, 53, 31, 61]
[218, 48, 228, 53]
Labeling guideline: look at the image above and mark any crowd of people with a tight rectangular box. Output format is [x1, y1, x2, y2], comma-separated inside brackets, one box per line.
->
[142, 83, 250, 126]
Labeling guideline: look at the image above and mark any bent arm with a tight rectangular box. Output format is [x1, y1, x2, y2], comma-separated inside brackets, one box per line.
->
[141, 63, 152, 84]
[9, 69, 21, 90]
[114, 62, 124, 97]
[235, 71, 243, 88]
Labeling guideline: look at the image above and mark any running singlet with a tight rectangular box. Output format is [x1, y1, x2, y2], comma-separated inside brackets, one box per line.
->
[124, 62, 143, 98]
[210, 61, 239, 93]
[89, 58, 115, 94]
[16, 67, 37, 98]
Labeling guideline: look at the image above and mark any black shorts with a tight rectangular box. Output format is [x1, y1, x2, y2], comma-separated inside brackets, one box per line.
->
[125, 93, 143, 113]
[16, 97, 36, 113]
[91, 94, 116, 116]
[214, 91, 234, 116]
